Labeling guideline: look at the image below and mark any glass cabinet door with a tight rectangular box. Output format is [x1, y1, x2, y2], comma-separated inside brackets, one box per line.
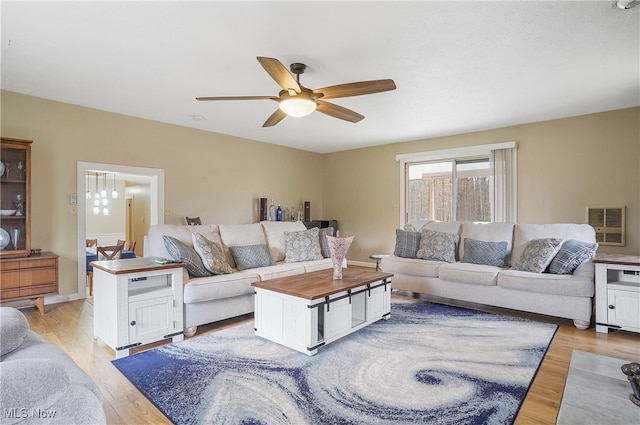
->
[0, 138, 32, 258]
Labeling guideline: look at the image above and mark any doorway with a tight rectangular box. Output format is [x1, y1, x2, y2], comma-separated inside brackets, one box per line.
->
[76, 162, 165, 299]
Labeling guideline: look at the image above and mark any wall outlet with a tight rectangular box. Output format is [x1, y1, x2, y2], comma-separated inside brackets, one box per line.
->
[164, 208, 172, 215]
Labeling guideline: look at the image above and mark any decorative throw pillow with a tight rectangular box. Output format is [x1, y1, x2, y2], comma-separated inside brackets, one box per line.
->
[512, 238, 563, 273]
[229, 244, 275, 271]
[192, 233, 233, 275]
[548, 239, 598, 275]
[393, 229, 421, 258]
[284, 228, 323, 263]
[318, 227, 334, 258]
[163, 235, 212, 277]
[461, 238, 508, 267]
[416, 229, 458, 263]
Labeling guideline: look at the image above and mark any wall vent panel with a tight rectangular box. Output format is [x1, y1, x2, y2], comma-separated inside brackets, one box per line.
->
[587, 206, 625, 246]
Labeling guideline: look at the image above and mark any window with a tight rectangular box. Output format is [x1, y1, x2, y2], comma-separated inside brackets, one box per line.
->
[398, 143, 517, 224]
[406, 158, 490, 222]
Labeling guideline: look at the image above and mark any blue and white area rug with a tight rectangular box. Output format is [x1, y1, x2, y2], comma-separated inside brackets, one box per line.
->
[112, 299, 557, 425]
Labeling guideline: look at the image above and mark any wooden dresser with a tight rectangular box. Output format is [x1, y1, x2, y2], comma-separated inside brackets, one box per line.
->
[0, 251, 59, 314]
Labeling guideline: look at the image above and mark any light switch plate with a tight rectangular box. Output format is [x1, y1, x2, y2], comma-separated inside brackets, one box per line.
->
[70, 193, 77, 205]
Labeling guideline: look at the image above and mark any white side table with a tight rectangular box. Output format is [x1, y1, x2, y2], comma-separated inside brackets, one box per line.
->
[594, 254, 640, 334]
[92, 257, 185, 358]
[369, 254, 389, 271]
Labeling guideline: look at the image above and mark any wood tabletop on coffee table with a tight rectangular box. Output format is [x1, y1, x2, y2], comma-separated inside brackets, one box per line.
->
[252, 266, 393, 300]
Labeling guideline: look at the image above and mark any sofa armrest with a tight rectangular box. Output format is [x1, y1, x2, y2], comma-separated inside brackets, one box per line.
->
[572, 261, 595, 279]
[0, 358, 69, 422]
[0, 307, 30, 356]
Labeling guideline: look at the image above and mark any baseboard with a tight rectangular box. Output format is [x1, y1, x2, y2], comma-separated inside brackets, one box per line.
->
[348, 260, 375, 268]
[45, 293, 80, 305]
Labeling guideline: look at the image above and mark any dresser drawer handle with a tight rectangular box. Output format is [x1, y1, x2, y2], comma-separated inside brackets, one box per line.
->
[608, 305, 615, 309]
[130, 320, 136, 326]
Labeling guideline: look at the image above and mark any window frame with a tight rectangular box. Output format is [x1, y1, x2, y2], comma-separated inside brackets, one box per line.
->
[397, 142, 516, 226]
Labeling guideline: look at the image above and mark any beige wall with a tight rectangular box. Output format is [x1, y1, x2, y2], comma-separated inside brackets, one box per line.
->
[1, 91, 324, 295]
[2, 90, 638, 297]
[323, 107, 640, 262]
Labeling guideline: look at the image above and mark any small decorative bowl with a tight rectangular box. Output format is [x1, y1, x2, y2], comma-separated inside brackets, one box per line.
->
[0, 209, 17, 216]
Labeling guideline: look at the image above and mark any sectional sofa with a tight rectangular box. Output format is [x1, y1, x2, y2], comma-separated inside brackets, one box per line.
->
[381, 220, 598, 329]
[145, 221, 333, 335]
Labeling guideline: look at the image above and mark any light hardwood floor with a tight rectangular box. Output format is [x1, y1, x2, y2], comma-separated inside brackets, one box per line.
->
[20, 293, 640, 425]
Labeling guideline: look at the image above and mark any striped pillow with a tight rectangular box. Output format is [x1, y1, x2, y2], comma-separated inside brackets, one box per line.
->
[163, 235, 212, 277]
[548, 240, 598, 274]
[394, 229, 421, 258]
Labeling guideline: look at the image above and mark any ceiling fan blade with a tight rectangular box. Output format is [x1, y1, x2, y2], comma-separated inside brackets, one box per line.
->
[263, 108, 287, 127]
[316, 100, 364, 123]
[196, 95, 276, 101]
[257, 57, 301, 93]
[314, 79, 396, 100]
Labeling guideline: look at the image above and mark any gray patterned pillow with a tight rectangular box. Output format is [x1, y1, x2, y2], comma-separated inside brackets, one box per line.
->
[229, 244, 275, 271]
[318, 227, 334, 258]
[285, 228, 323, 263]
[548, 239, 598, 274]
[416, 229, 458, 263]
[461, 238, 508, 267]
[513, 238, 563, 273]
[163, 235, 212, 277]
[394, 229, 421, 258]
[192, 233, 233, 275]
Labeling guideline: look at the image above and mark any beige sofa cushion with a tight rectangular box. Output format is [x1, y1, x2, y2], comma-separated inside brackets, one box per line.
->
[146, 224, 221, 260]
[424, 221, 462, 235]
[254, 262, 307, 281]
[381, 255, 442, 277]
[459, 222, 515, 264]
[260, 221, 307, 262]
[219, 223, 267, 268]
[498, 261, 594, 297]
[511, 223, 596, 267]
[438, 263, 501, 286]
[183, 271, 259, 303]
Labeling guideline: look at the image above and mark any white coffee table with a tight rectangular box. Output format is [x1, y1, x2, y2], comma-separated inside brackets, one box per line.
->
[252, 266, 393, 355]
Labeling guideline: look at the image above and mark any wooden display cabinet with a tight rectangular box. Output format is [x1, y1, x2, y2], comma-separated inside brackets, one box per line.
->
[1, 137, 32, 258]
[0, 252, 59, 314]
[1, 137, 58, 314]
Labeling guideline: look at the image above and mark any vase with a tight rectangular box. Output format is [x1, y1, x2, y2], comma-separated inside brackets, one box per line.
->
[326, 235, 354, 280]
[10, 227, 19, 250]
[621, 362, 640, 406]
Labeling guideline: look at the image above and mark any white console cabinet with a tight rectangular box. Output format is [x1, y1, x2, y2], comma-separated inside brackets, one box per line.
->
[594, 254, 640, 334]
[92, 257, 185, 358]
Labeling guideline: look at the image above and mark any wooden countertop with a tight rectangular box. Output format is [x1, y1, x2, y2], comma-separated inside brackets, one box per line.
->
[90, 257, 184, 275]
[593, 253, 640, 266]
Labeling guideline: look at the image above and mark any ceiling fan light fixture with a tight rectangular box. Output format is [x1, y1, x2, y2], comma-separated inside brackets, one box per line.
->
[279, 97, 317, 117]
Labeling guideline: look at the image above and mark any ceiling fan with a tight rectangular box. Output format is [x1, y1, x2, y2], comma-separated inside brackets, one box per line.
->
[196, 57, 396, 127]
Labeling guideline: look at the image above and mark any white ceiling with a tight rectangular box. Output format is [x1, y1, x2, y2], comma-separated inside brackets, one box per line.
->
[2, 1, 638, 154]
